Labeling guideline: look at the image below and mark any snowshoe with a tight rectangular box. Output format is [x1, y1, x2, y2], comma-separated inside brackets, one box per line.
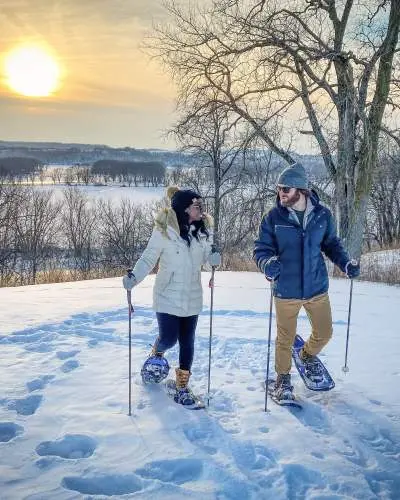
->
[292, 334, 335, 391]
[141, 354, 169, 384]
[165, 379, 205, 410]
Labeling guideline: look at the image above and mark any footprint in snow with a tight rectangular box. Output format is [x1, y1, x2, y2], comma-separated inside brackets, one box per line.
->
[60, 359, 80, 373]
[7, 394, 43, 416]
[182, 424, 218, 455]
[369, 398, 382, 406]
[36, 434, 97, 460]
[26, 375, 55, 392]
[56, 350, 80, 360]
[282, 463, 325, 499]
[231, 440, 277, 471]
[62, 474, 143, 496]
[135, 457, 203, 484]
[0, 422, 24, 442]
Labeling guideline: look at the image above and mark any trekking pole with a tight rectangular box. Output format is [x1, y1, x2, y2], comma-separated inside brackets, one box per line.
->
[126, 270, 134, 416]
[342, 277, 354, 373]
[206, 244, 218, 407]
[264, 280, 274, 413]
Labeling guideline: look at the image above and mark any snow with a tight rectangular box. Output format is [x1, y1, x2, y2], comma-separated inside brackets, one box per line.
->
[0, 272, 399, 499]
[361, 248, 400, 272]
[33, 185, 164, 204]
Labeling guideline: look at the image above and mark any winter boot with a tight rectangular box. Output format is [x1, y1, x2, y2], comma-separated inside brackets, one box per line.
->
[141, 348, 169, 384]
[174, 368, 196, 406]
[273, 374, 295, 401]
[299, 348, 324, 383]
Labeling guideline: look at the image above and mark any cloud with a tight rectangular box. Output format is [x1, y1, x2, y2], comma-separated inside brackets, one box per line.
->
[0, 0, 176, 148]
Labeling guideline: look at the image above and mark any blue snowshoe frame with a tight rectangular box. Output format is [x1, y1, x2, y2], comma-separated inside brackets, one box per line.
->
[141, 355, 170, 384]
[292, 334, 335, 391]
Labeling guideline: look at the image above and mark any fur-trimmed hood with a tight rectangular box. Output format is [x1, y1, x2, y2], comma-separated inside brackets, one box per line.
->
[154, 207, 213, 238]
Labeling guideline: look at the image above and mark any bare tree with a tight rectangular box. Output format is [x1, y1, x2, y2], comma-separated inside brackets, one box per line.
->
[96, 198, 153, 268]
[0, 182, 23, 285]
[76, 166, 94, 185]
[172, 101, 255, 247]
[368, 147, 400, 247]
[49, 167, 64, 185]
[14, 189, 61, 284]
[61, 187, 97, 273]
[149, 0, 400, 258]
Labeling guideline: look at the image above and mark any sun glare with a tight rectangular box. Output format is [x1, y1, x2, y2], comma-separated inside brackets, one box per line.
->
[4, 45, 60, 97]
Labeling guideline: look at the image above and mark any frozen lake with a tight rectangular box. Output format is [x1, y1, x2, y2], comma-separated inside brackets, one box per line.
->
[33, 184, 165, 205]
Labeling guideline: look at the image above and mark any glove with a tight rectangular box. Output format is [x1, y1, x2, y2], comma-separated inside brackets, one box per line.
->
[265, 258, 281, 281]
[122, 269, 137, 290]
[345, 260, 360, 279]
[208, 250, 221, 267]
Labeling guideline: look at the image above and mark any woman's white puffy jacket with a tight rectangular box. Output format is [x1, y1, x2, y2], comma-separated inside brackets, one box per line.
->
[132, 208, 214, 317]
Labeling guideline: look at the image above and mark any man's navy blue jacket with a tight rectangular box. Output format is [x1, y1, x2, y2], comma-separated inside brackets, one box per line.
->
[254, 191, 350, 300]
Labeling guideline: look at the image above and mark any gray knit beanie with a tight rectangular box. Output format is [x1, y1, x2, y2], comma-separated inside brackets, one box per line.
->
[277, 162, 308, 189]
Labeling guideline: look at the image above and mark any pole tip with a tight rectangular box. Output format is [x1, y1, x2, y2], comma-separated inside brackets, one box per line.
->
[342, 366, 349, 373]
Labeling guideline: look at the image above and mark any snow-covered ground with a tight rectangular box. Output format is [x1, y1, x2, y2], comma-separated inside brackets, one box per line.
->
[0, 272, 399, 499]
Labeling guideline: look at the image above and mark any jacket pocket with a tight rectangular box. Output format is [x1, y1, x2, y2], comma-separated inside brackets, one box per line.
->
[156, 271, 174, 292]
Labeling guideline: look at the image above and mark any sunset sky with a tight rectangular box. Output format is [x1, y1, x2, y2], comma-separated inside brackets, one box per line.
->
[0, 0, 176, 149]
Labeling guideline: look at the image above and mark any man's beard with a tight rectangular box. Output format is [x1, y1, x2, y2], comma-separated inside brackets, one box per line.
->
[281, 189, 301, 208]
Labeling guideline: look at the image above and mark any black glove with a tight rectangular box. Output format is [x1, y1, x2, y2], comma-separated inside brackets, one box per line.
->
[345, 260, 360, 279]
[265, 258, 281, 281]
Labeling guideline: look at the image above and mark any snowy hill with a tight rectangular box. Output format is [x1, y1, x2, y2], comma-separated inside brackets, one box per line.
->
[0, 272, 399, 499]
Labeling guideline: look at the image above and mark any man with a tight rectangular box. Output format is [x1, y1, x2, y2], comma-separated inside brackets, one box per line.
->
[254, 162, 360, 401]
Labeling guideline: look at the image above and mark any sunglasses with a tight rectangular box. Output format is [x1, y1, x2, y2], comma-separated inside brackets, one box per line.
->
[190, 200, 205, 212]
[277, 186, 292, 194]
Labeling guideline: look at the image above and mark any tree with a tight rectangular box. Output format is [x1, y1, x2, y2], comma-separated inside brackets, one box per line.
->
[96, 198, 153, 268]
[149, 0, 400, 257]
[14, 189, 60, 284]
[171, 101, 254, 247]
[368, 147, 400, 247]
[61, 187, 97, 273]
[0, 182, 22, 285]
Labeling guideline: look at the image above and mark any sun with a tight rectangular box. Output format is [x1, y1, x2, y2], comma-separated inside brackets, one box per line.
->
[4, 45, 61, 97]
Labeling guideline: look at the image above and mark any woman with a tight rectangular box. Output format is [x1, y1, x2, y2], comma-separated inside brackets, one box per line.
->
[123, 186, 221, 406]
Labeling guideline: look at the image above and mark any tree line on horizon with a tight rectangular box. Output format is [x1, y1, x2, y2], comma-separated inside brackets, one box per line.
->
[0, 158, 166, 187]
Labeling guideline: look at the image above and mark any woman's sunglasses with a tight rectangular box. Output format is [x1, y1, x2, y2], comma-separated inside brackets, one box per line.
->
[277, 186, 292, 194]
[191, 200, 205, 212]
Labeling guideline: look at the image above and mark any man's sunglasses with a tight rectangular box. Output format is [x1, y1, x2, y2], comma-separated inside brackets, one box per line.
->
[277, 186, 292, 194]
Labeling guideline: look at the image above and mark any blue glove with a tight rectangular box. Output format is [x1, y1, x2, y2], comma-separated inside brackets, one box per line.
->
[208, 250, 221, 267]
[345, 260, 360, 279]
[122, 269, 137, 290]
[265, 258, 281, 281]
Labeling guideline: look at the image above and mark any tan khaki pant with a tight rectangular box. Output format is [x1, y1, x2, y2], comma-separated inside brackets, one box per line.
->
[274, 292, 333, 374]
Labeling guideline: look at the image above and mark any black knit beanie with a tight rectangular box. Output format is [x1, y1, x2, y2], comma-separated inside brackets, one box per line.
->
[169, 188, 202, 214]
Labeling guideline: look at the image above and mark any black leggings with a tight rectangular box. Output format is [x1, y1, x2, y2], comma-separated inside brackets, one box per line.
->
[154, 313, 198, 371]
